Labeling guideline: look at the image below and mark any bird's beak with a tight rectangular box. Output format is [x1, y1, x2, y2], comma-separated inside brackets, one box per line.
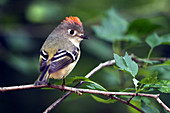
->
[77, 34, 89, 39]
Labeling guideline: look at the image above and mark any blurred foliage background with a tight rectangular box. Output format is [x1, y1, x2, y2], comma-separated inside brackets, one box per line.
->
[0, 0, 170, 113]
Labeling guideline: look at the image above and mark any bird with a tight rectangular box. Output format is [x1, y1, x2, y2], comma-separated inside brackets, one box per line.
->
[34, 16, 88, 86]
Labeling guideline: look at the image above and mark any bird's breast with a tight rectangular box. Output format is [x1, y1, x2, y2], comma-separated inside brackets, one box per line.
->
[49, 51, 81, 79]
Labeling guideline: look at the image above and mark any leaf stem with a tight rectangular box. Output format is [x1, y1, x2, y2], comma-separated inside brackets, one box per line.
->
[145, 48, 153, 67]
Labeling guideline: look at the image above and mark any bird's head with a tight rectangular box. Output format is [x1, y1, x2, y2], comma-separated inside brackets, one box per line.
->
[56, 16, 88, 44]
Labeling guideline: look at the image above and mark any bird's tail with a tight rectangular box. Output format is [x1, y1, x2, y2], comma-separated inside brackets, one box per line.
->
[34, 65, 50, 86]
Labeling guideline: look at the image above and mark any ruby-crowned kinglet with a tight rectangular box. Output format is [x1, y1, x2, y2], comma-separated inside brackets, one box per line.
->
[34, 16, 88, 86]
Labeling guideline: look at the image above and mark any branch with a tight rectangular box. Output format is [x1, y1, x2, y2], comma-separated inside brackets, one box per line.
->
[130, 54, 170, 63]
[0, 84, 160, 98]
[48, 85, 159, 98]
[0, 84, 169, 112]
[0, 84, 45, 92]
[108, 95, 144, 113]
[154, 96, 170, 112]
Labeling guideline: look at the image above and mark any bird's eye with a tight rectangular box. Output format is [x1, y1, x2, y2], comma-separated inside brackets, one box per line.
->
[68, 29, 77, 36]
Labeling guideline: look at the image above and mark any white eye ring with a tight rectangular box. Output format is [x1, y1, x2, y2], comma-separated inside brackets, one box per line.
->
[68, 29, 77, 36]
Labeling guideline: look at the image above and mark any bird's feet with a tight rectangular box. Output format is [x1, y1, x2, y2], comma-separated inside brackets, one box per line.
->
[62, 79, 65, 92]
[34, 80, 48, 86]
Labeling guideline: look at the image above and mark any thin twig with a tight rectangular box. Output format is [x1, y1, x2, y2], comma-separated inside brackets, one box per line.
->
[127, 95, 135, 103]
[108, 95, 144, 113]
[43, 91, 71, 113]
[130, 54, 170, 63]
[154, 96, 170, 112]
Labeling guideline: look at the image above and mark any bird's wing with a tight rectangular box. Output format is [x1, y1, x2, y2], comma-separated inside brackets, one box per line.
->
[49, 49, 79, 74]
[39, 48, 79, 74]
[39, 50, 49, 72]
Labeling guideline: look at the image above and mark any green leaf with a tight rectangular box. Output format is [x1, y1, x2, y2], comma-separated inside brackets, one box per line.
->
[143, 80, 170, 93]
[54, 76, 107, 91]
[127, 97, 142, 113]
[114, 53, 127, 70]
[86, 82, 107, 91]
[141, 98, 160, 113]
[54, 76, 89, 85]
[91, 95, 117, 104]
[124, 52, 138, 77]
[144, 33, 170, 64]
[139, 88, 155, 93]
[161, 34, 170, 45]
[122, 88, 136, 92]
[156, 80, 170, 93]
[145, 33, 170, 48]
[164, 60, 170, 64]
[114, 52, 138, 77]
[145, 33, 160, 48]
[92, 8, 128, 42]
[140, 72, 158, 84]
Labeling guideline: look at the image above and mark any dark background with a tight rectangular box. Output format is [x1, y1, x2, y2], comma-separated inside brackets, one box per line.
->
[0, 0, 170, 113]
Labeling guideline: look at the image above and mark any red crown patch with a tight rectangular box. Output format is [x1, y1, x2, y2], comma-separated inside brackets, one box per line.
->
[63, 16, 82, 27]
